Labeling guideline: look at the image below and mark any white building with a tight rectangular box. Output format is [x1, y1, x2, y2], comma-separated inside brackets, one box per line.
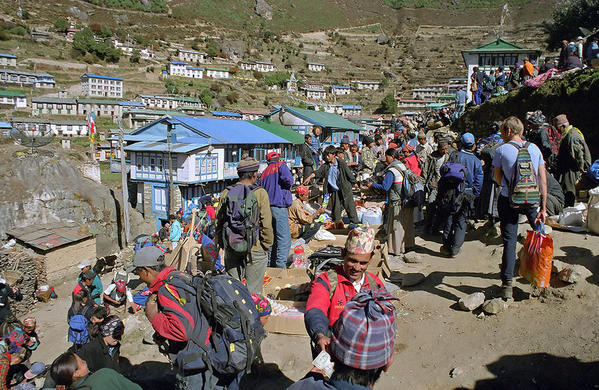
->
[411, 85, 446, 100]
[11, 118, 89, 137]
[354, 81, 381, 91]
[0, 69, 55, 88]
[32, 97, 77, 115]
[307, 62, 326, 72]
[177, 49, 206, 63]
[255, 61, 275, 72]
[240, 61, 255, 71]
[330, 85, 351, 95]
[138, 94, 205, 111]
[395, 98, 434, 111]
[303, 86, 326, 100]
[168, 61, 187, 76]
[0, 53, 17, 67]
[0, 90, 27, 109]
[113, 40, 152, 59]
[342, 105, 361, 116]
[80, 74, 123, 98]
[205, 67, 230, 79]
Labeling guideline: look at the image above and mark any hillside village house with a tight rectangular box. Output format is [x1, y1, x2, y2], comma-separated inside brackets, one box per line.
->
[0, 53, 17, 67]
[270, 105, 363, 145]
[139, 94, 205, 111]
[81, 74, 123, 98]
[0, 121, 11, 136]
[395, 97, 435, 111]
[354, 81, 381, 91]
[238, 109, 267, 121]
[177, 49, 206, 63]
[11, 117, 89, 137]
[205, 67, 230, 79]
[411, 85, 446, 100]
[461, 38, 541, 102]
[120, 116, 300, 228]
[167, 61, 204, 79]
[0, 69, 55, 88]
[240, 61, 275, 72]
[342, 105, 362, 117]
[122, 108, 182, 128]
[209, 111, 243, 120]
[31, 98, 144, 118]
[65, 27, 80, 40]
[32, 97, 77, 115]
[447, 77, 468, 94]
[113, 40, 153, 59]
[302, 85, 326, 100]
[0, 90, 27, 109]
[307, 62, 326, 72]
[330, 85, 351, 95]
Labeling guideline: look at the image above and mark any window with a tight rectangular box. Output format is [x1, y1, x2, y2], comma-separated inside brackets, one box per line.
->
[152, 185, 167, 213]
[136, 153, 142, 170]
[195, 154, 218, 179]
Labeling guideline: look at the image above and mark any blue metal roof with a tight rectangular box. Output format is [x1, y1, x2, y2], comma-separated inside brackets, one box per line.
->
[119, 101, 145, 107]
[342, 105, 361, 109]
[82, 74, 123, 81]
[331, 85, 350, 89]
[174, 116, 290, 144]
[124, 141, 208, 153]
[170, 61, 186, 65]
[0, 122, 12, 128]
[0, 53, 16, 59]
[209, 111, 242, 118]
[186, 66, 204, 70]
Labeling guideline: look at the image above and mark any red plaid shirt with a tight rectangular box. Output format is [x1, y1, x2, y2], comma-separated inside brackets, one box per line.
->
[0, 352, 10, 390]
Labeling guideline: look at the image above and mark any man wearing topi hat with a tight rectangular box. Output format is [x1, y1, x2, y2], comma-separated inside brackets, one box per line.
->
[304, 225, 386, 356]
[290, 289, 396, 389]
[288, 186, 326, 244]
[215, 157, 273, 294]
[553, 114, 591, 207]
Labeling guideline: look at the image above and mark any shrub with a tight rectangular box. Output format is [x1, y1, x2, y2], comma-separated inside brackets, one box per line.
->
[7, 26, 26, 36]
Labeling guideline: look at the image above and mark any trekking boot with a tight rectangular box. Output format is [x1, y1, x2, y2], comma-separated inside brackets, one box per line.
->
[440, 246, 452, 257]
[500, 283, 513, 300]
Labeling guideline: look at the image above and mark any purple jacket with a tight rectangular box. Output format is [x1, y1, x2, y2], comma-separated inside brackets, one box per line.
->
[260, 161, 293, 208]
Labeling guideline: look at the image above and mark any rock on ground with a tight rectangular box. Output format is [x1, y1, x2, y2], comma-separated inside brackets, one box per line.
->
[220, 40, 246, 61]
[458, 292, 485, 311]
[558, 264, 592, 284]
[255, 0, 273, 20]
[376, 33, 389, 44]
[402, 273, 426, 287]
[483, 298, 507, 315]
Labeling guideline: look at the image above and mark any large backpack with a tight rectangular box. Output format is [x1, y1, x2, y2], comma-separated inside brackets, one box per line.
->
[389, 165, 425, 208]
[437, 153, 469, 213]
[586, 159, 599, 186]
[68, 314, 90, 345]
[220, 185, 261, 256]
[540, 124, 561, 157]
[507, 142, 540, 209]
[160, 271, 265, 375]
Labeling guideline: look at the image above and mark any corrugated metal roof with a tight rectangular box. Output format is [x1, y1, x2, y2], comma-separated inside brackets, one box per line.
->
[32, 97, 77, 104]
[124, 140, 208, 153]
[0, 90, 26, 97]
[77, 98, 121, 105]
[282, 105, 363, 131]
[81, 74, 123, 81]
[173, 116, 290, 144]
[118, 101, 145, 107]
[6, 222, 93, 252]
[0, 53, 17, 59]
[0, 122, 11, 128]
[209, 111, 242, 118]
[249, 120, 304, 145]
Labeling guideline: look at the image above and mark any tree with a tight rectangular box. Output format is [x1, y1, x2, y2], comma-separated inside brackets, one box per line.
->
[99, 25, 112, 39]
[54, 18, 68, 32]
[226, 92, 239, 104]
[381, 77, 389, 89]
[130, 49, 141, 63]
[200, 89, 213, 107]
[379, 94, 397, 114]
[543, 0, 599, 49]
[165, 79, 179, 94]
[72, 27, 95, 55]
[263, 96, 270, 107]
[206, 39, 219, 58]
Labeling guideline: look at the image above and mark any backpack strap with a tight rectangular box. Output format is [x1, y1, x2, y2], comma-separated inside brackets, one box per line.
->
[327, 270, 338, 300]
[364, 272, 379, 293]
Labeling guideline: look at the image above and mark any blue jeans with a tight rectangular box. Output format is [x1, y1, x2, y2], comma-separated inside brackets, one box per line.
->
[474, 88, 482, 105]
[269, 206, 292, 268]
[442, 204, 468, 255]
[497, 196, 538, 285]
[176, 369, 242, 390]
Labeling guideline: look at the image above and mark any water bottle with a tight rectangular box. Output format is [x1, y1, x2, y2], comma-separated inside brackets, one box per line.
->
[292, 245, 308, 268]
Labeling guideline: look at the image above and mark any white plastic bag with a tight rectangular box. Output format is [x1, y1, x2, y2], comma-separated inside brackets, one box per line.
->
[314, 228, 336, 241]
[559, 203, 587, 227]
[587, 186, 599, 235]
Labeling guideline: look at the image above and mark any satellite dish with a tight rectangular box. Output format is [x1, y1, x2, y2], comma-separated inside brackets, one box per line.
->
[579, 27, 599, 39]
[10, 122, 55, 153]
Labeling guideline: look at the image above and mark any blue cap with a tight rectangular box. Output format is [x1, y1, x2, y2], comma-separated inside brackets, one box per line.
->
[461, 133, 475, 147]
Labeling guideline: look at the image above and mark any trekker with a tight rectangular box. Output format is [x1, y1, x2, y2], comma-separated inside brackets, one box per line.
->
[439, 133, 483, 258]
[360, 136, 376, 179]
[423, 139, 450, 234]
[168, 214, 182, 250]
[492, 116, 547, 299]
[415, 131, 433, 162]
[524, 110, 560, 170]
[289, 289, 396, 390]
[67, 288, 94, 351]
[77, 316, 124, 373]
[554, 114, 592, 207]
[303, 146, 360, 225]
[455, 85, 466, 116]
[304, 226, 386, 356]
[0, 276, 22, 327]
[50, 352, 140, 390]
[260, 152, 294, 268]
[288, 186, 325, 244]
[310, 126, 323, 167]
[72, 271, 96, 306]
[368, 149, 415, 257]
[216, 157, 273, 294]
[587, 37, 599, 61]
[77, 259, 102, 306]
[301, 134, 315, 182]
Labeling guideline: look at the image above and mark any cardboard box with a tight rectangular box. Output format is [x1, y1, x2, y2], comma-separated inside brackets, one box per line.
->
[263, 300, 308, 335]
[263, 267, 312, 300]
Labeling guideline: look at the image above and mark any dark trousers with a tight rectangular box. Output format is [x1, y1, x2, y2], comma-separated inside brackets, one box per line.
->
[299, 222, 323, 244]
[442, 204, 468, 255]
[303, 165, 314, 182]
[497, 196, 538, 284]
[330, 188, 359, 224]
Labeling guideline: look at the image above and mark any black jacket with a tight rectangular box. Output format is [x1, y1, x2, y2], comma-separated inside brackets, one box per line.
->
[0, 284, 22, 323]
[77, 335, 121, 373]
[300, 142, 314, 167]
[313, 157, 356, 195]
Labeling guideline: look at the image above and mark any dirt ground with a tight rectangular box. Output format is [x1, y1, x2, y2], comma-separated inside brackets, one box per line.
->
[22, 224, 599, 390]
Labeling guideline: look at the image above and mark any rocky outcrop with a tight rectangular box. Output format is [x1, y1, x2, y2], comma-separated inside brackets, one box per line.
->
[0, 149, 119, 257]
[220, 40, 246, 61]
[68, 6, 88, 21]
[255, 0, 273, 20]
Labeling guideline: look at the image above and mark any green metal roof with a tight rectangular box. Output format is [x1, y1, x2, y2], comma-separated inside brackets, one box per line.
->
[250, 119, 305, 145]
[0, 90, 26, 97]
[77, 98, 121, 104]
[282, 105, 363, 131]
[462, 38, 539, 54]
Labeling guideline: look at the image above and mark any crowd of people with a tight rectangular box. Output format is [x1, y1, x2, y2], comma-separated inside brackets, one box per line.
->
[0, 103, 595, 390]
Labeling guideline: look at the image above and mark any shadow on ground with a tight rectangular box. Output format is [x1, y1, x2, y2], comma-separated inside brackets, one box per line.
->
[240, 362, 295, 389]
[456, 353, 599, 389]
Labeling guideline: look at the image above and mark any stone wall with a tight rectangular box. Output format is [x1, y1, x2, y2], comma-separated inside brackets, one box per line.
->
[0, 249, 47, 317]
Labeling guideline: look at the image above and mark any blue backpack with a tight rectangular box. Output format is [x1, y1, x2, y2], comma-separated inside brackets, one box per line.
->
[587, 160, 599, 186]
[68, 314, 89, 345]
[220, 185, 261, 256]
[438, 153, 469, 213]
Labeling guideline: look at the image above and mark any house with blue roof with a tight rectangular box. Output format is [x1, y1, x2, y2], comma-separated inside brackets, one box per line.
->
[120, 116, 299, 227]
[341, 105, 362, 117]
[0, 69, 55, 88]
[209, 111, 242, 120]
[0, 53, 17, 67]
[81, 74, 124, 98]
[330, 85, 351, 96]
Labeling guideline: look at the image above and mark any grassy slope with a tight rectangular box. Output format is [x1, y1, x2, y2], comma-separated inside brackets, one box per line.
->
[384, 0, 530, 9]
[453, 68, 599, 157]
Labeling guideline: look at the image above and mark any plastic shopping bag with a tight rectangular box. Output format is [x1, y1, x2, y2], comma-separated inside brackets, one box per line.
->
[519, 224, 553, 288]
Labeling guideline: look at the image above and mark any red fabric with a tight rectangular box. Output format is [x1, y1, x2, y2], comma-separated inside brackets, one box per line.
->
[72, 284, 83, 296]
[306, 265, 384, 327]
[205, 205, 216, 219]
[404, 154, 422, 176]
[0, 352, 10, 390]
[149, 267, 189, 342]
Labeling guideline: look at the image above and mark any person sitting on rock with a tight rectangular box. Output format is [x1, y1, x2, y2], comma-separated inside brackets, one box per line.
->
[304, 225, 386, 357]
[77, 260, 102, 306]
[288, 186, 325, 244]
[103, 278, 137, 314]
[72, 271, 96, 308]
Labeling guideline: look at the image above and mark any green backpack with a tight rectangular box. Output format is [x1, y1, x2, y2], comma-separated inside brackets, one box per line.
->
[508, 142, 540, 209]
[221, 184, 261, 256]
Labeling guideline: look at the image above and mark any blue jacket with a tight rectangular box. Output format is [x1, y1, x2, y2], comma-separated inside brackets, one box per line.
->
[77, 274, 103, 305]
[169, 220, 181, 242]
[457, 150, 483, 197]
[260, 161, 294, 208]
[455, 90, 467, 105]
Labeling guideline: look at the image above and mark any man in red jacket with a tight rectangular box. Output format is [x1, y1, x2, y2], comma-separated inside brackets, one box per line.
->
[304, 225, 386, 355]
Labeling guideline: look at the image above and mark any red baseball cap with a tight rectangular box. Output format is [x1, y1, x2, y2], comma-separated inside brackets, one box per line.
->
[266, 152, 280, 161]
